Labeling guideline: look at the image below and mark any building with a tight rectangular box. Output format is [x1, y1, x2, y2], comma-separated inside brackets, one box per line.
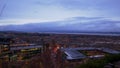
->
[0, 37, 13, 61]
[64, 49, 86, 61]
[10, 44, 42, 61]
[0, 36, 42, 61]
[62, 47, 120, 61]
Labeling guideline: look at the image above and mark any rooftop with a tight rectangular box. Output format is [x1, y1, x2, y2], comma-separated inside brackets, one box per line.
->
[10, 45, 42, 50]
[62, 47, 120, 60]
[63, 47, 120, 54]
[64, 50, 86, 60]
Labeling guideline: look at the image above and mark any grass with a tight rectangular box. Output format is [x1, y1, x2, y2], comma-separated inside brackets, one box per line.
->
[76, 54, 120, 68]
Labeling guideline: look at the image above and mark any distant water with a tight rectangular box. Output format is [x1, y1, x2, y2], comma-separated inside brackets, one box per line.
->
[68, 33, 120, 36]
[39, 32, 120, 36]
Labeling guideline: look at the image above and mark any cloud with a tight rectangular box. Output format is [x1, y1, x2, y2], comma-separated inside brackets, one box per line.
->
[57, 0, 120, 17]
[58, 0, 120, 9]
[1, 16, 120, 32]
[0, 0, 120, 25]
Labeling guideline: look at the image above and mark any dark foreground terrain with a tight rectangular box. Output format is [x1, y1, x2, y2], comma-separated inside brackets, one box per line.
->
[0, 31, 120, 68]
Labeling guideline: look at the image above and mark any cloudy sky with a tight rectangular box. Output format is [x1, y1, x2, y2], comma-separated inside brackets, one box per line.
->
[0, 0, 120, 25]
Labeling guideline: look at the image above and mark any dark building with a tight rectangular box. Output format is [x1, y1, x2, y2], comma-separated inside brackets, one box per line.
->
[0, 37, 13, 61]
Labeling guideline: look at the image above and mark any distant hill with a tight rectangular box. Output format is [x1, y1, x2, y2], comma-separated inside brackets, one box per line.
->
[0, 17, 120, 33]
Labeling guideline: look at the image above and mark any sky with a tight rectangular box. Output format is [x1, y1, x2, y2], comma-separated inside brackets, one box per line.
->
[0, 0, 120, 25]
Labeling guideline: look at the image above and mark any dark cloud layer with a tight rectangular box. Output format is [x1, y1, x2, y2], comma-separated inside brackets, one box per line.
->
[0, 17, 120, 32]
